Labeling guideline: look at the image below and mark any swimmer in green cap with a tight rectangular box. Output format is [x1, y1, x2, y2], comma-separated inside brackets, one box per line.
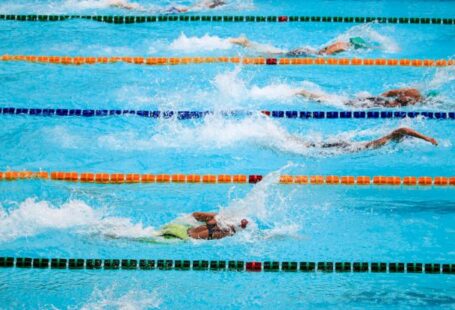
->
[159, 212, 249, 240]
[297, 87, 438, 108]
[229, 36, 370, 56]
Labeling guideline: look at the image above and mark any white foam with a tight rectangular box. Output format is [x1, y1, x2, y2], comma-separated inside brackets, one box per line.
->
[63, 0, 144, 10]
[212, 67, 300, 103]
[330, 23, 400, 54]
[81, 286, 161, 310]
[0, 199, 157, 242]
[169, 33, 233, 52]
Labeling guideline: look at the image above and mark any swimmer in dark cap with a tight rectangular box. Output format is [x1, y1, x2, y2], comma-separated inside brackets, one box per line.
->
[297, 87, 438, 108]
[159, 212, 248, 240]
[229, 36, 370, 56]
[289, 127, 438, 152]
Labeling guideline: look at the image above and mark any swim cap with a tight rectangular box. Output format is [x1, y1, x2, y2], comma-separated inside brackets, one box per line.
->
[349, 37, 368, 49]
[240, 219, 249, 229]
[426, 90, 439, 97]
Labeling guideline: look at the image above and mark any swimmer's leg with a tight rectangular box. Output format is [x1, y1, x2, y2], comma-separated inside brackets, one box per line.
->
[363, 127, 438, 150]
[295, 89, 329, 103]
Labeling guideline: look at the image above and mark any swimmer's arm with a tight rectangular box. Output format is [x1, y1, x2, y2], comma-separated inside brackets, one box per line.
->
[192, 212, 217, 222]
[295, 89, 326, 102]
[364, 127, 438, 149]
[229, 37, 252, 48]
[318, 42, 350, 55]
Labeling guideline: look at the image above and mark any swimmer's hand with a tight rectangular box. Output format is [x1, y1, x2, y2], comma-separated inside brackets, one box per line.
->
[427, 137, 438, 146]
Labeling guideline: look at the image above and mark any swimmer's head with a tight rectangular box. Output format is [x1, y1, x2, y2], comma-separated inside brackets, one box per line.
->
[426, 90, 439, 98]
[240, 219, 249, 229]
[349, 37, 369, 49]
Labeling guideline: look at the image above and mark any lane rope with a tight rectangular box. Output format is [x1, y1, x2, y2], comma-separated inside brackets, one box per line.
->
[0, 257, 452, 274]
[1, 172, 454, 186]
[0, 14, 453, 25]
[1, 55, 453, 67]
[1, 108, 454, 120]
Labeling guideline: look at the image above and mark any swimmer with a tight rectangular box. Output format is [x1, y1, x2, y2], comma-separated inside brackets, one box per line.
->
[289, 127, 437, 152]
[297, 87, 437, 108]
[229, 36, 370, 56]
[108, 0, 144, 11]
[112, 0, 226, 13]
[166, 0, 226, 13]
[158, 212, 248, 240]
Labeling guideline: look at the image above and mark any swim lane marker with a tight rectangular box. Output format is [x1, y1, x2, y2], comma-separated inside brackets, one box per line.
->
[1, 108, 454, 120]
[0, 172, 454, 186]
[0, 257, 453, 274]
[1, 55, 453, 67]
[1, 14, 453, 25]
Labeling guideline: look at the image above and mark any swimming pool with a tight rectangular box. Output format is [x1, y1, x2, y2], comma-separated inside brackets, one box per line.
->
[0, 0, 454, 308]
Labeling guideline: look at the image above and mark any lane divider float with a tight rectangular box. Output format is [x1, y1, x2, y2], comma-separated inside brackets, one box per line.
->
[1, 107, 454, 120]
[1, 14, 453, 25]
[1, 171, 454, 187]
[0, 257, 453, 274]
[1, 55, 453, 67]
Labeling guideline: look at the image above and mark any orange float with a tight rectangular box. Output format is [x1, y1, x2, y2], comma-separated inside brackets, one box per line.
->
[141, 174, 156, 183]
[310, 175, 324, 184]
[126, 174, 140, 183]
[418, 177, 433, 185]
[387, 59, 398, 65]
[356, 176, 371, 185]
[294, 176, 308, 184]
[399, 59, 411, 66]
[110, 174, 125, 183]
[325, 176, 340, 184]
[233, 175, 247, 183]
[202, 175, 217, 183]
[279, 175, 294, 184]
[186, 174, 201, 183]
[341, 176, 355, 184]
[435, 59, 447, 66]
[386, 176, 401, 185]
[449, 177, 455, 186]
[95, 173, 110, 183]
[5, 171, 19, 180]
[351, 58, 362, 65]
[433, 177, 448, 186]
[171, 174, 186, 183]
[156, 174, 171, 183]
[80, 173, 95, 182]
[363, 59, 374, 65]
[133, 57, 144, 64]
[64, 172, 79, 181]
[218, 175, 232, 183]
[35, 172, 49, 179]
[145, 57, 157, 65]
[403, 176, 417, 185]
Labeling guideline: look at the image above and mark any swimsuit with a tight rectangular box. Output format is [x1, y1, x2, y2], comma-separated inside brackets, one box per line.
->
[159, 223, 191, 240]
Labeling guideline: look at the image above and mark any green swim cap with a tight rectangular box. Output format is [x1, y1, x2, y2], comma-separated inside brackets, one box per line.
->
[349, 37, 368, 49]
[426, 90, 439, 97]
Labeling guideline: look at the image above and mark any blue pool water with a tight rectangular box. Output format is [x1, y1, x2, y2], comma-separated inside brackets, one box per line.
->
[0, 0, 454, 308]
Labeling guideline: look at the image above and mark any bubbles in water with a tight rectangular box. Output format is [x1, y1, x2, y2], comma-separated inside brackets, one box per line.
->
[81, 285, 161, 310]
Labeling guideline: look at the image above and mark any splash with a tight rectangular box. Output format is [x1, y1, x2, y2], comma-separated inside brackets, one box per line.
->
[0, 198, 157, 242]
[63, 0, 144, 10]
[169, 33, 233, 52]
[330, 23, 400, 54]
[214, 164, 306, 241]
[81, 285, 161, 310]
[212, 67, 301, 103]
